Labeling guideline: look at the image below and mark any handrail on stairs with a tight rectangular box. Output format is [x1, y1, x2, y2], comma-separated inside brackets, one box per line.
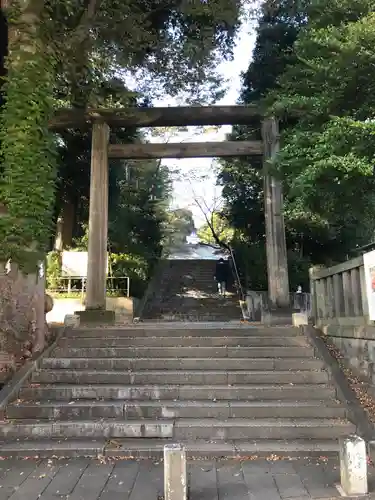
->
[228, 246, 245, 303]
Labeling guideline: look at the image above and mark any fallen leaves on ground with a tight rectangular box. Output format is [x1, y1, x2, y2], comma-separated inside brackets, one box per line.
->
[320, 334, 375, 466]
[321, 335, 375, 422]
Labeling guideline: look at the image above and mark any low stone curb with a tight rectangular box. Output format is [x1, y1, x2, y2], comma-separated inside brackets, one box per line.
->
[303, 325, 375, 459]
[0, 326, 68, 419]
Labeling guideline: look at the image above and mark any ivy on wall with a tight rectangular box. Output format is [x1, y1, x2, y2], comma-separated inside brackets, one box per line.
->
[0, 2, 57, 268]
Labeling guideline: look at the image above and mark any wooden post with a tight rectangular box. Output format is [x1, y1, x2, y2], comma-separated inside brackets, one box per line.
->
[85, 121, 109, 311]
[261, 118, 290, 308]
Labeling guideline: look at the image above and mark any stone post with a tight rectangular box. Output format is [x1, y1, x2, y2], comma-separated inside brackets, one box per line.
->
[333, 273, 342, 317]
[164, 444, 187, 500]
[309, 267, 317, 323]
[351, 268, 362, 316]
[359, 265, 369, 318]
[81, 121, 114, 323]
[339, 435, 367, 496]
[326, 276, 334, 318]
[342, 270, 352, 317]
[261, 117, 290, 308]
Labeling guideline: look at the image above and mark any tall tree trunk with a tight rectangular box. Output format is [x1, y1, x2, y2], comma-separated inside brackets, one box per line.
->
[54, 200, 75, 251]
[0, 6, 7, 111]
[2, 0, 50, 353]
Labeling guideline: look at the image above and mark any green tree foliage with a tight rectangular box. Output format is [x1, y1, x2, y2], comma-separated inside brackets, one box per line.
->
[52, 76, 169, 258]
[108, 158, 171, 259]
[197, 212, 234, 246]
[220, 0, 375, 291]
[0, 0, 247, 263]
[47, 0, 245, 104]
[163, 208, 196, 252]
[0, 9, 6, 110]
[71, 154, 171, 257]
[219, 0, 308, 289]
[0, 0, 57, 264]
[271, 0, 375, 239]
[271, 0, 375, 259]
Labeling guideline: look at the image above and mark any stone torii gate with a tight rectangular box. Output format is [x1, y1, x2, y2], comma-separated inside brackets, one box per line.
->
[49, 106, 289, 321]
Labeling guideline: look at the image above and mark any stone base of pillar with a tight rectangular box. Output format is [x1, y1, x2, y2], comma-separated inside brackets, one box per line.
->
[261, 307, 293, 326]
[75, 309, 115, 325]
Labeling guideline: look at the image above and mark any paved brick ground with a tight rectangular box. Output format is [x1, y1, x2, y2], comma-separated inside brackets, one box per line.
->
[0, 457, 374, 500]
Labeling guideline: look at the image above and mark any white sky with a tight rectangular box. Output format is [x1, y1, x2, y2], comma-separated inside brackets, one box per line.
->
[152, 21, 257, 228]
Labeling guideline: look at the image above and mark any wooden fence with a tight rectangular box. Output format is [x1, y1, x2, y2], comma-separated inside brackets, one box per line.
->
[309, 256, 368, 327]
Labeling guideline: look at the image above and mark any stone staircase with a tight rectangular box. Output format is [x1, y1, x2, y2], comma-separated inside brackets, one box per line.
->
[0, 323, 355, 458]
[144, 259, 242, 321]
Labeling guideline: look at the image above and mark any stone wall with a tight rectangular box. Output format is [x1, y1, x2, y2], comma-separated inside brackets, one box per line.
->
[323, 324, 375, 385]
[0, 262, 46, 380]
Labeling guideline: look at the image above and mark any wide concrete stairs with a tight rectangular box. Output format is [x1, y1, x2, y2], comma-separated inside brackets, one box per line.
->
[144, 259, 241, 321]
[0, 324, 355, 458]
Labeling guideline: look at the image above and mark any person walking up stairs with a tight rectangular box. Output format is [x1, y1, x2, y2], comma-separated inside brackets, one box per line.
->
[214, 258, 230, 298]
[144, 259, 242, 321]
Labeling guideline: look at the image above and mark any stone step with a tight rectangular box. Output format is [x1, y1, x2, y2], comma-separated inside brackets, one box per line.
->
[156, 305, 241, 311]
[65, 326, 300, 338]
[155, 308, 241, 315]
[153, 310, 241, 316]
[0, 438, 342, 459]
[40, 356, 324, 371]
[51, 346, 315, 358]
[31, 369, 329, 385]
[155, 306, 241, 312]
[6, 400, 347, 421]
[174, 418, 355, 441]
[0, 418, 354, 440]
[151, 315, 242, 322]
[19, 383, 336, 401]
[58, 336, 309, 348]
[156, 294, 225, 299]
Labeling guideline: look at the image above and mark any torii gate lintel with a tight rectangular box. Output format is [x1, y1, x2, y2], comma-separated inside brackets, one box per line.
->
[50, 106, 290, 319]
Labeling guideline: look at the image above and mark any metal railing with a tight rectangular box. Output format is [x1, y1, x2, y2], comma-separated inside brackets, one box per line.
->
[228, 246, 245, 302]
[47, 276, 130, 298]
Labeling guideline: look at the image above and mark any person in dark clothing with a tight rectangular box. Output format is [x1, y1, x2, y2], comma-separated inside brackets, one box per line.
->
[215, 258, 229, 297]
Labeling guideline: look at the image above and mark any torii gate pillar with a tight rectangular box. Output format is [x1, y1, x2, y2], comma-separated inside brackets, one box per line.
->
[76, 120, 115, 324]
[262, 117, 290, 308]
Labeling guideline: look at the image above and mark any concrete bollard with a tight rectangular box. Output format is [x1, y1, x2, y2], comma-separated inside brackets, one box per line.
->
[164, 443, 187, 500]
[339, 435, 368, 496]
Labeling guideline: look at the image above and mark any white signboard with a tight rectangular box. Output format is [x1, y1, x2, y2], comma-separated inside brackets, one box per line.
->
[363, 249, 375, 320]
[62, 251, 108, 277]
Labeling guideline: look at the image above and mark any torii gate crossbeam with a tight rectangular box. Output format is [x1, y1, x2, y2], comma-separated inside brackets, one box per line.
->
[49, 106, 289, 322]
